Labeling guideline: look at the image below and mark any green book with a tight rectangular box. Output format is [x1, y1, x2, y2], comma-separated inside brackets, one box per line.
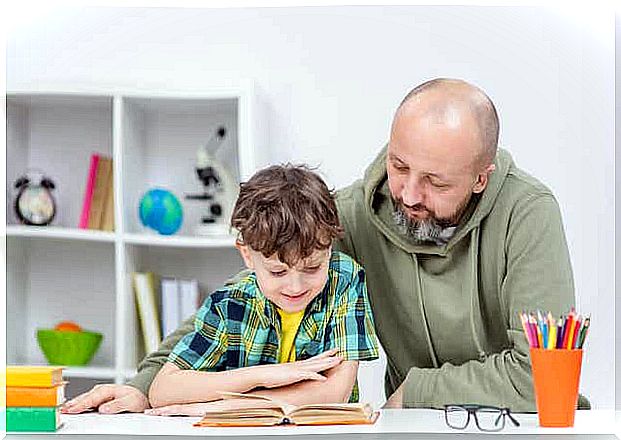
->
[6, 406, 62, 432]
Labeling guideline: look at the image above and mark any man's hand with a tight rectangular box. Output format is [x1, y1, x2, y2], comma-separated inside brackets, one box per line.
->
[61, 384, 149, 414]
[255, 349, 343, 389]
[383, 382, 404, 409]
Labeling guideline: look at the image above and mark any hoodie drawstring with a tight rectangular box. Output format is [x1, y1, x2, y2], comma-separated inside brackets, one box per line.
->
[469, 227, 487, 361]
[412, 228, 487, 368]
[412, 253, 439, 368]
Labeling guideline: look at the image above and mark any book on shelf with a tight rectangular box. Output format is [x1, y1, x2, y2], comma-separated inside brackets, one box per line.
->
[6, 366, 64, 388]
[193, 392, 378, 427]
[161, 278, 200, 337]
[160, 278, 181, 338]
[180, 279, 200, 322]
[79, 153, 114, 231]
[6, 407, 63, 432]
[132, 272, 162, 354]
[7, 384, 66, 407]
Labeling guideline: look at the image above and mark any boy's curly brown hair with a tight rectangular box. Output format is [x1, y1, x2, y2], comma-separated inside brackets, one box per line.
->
[231, 164, 344, 267]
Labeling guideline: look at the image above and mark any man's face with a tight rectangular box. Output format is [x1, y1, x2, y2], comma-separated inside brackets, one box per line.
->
[237, 245, 331, 313]
[387, 103, 491, 240]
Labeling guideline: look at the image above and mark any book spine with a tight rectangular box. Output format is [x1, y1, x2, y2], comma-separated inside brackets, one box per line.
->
[161, 278, 181, 338]
[101, 160, 115, 232]
[79, 154, 100, 229]
[7, 385, 65, 407]
[179, 279, 199, 323]
[133, 272, 162, 354]
[88, 157, 112, 230]
[6, 407, 60, 432]
[7, 373, 57, 388]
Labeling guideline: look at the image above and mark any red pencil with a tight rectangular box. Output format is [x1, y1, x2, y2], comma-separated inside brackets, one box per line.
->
[562, 312, 574, 349]
[571, 317, 582, 349]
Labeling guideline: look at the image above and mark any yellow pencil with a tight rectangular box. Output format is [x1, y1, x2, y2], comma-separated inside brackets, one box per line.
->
[548, 317, 557, 349]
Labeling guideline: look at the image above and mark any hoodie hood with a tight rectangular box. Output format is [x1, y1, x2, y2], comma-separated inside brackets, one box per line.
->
[362, 145, 514, 255]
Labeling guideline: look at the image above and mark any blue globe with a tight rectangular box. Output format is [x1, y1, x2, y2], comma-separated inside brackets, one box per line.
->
[139, 189, 183, 235]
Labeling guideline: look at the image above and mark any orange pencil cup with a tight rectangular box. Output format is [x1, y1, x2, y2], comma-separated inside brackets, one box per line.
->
[530, 348, 583, 427]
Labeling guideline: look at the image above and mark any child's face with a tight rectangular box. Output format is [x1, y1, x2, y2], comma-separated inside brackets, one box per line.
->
[237, 245, 331, 313]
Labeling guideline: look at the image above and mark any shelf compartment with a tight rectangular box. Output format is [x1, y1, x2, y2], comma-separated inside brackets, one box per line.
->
[6, 225, 116, 243]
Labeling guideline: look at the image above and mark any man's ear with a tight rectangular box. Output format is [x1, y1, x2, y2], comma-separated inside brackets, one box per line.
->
[235, 241, 255, 270]
[472, 163, 495, 194]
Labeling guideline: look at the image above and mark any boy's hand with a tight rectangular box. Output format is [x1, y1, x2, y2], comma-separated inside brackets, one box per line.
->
[257, 349, 343, 389]
[61, 384, 149, 414]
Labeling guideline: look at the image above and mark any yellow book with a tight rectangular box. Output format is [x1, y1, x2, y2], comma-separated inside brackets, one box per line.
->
[132, 272, 162, 354]
[6, 366, 64, 388]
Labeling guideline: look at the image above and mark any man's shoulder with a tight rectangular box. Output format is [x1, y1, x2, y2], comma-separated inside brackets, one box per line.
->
[336, 179, 366, 209]
[496, 162, 558, 210]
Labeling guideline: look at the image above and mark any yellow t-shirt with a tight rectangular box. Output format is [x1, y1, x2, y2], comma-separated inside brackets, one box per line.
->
[277, 308, 305, 363]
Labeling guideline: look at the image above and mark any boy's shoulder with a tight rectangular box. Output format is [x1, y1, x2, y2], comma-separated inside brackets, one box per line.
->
[328, 251, 365, 282]
[207, 273, 260, 308]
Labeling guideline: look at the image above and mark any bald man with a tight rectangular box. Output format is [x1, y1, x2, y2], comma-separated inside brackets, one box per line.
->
[63, 78, 588, 415]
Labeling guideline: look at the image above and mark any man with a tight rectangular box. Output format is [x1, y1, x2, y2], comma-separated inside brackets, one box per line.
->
[63, 78, 587, 414]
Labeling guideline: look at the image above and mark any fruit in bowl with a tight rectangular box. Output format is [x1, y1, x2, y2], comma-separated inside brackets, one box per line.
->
[37, 321, 103, 366]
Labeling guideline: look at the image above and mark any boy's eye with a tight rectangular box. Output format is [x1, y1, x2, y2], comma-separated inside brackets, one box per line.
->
[270, 270, 287, 277]
[304, 266, 321, 273]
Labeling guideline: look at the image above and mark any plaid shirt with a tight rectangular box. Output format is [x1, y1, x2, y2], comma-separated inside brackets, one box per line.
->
[169, 251, 379, 401]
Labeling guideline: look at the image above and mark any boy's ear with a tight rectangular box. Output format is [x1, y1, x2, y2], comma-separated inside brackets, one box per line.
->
[235, 242, 255, 270]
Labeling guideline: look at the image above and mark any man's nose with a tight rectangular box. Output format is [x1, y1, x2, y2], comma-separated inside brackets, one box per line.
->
[401, 177, 424, 207]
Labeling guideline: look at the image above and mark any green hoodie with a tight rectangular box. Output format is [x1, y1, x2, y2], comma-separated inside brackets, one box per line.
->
[334, 146, 588, 411]
[129, 146, 589, 411]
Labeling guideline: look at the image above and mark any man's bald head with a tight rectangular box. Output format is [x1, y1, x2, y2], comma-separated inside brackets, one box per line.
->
[394, 78, 499, 168]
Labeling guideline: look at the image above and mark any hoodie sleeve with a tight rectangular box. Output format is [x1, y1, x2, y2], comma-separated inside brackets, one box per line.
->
[402, 194, 576, 412]
[127, 315, 196, 396]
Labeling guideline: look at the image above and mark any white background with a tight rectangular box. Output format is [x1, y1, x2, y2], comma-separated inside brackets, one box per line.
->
[6, 5, 615, 409]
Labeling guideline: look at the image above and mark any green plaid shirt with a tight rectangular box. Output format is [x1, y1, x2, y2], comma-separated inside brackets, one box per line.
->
[169, 251, 379, 401]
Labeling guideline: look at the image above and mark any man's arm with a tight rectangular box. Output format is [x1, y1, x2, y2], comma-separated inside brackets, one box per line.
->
[399, 195, 575, 411]
[127, 315, 196, 396]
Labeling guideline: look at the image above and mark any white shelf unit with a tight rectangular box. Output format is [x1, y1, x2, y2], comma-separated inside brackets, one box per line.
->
[6, 89, 256, 395]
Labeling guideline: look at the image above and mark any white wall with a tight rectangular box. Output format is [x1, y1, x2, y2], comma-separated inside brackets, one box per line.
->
[7, 5, 615, 408]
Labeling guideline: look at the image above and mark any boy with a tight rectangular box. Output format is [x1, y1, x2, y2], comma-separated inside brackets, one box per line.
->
[147, 164, 378, 413]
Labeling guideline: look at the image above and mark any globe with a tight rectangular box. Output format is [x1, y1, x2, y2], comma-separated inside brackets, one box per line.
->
[139, 189, 183, 235]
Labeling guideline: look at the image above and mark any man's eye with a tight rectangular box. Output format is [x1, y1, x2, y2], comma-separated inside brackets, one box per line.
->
[392, 162, 408, 172]
[270, 270, 287, 277]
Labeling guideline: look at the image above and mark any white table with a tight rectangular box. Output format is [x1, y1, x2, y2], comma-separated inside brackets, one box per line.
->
[5, 409, 619, 439]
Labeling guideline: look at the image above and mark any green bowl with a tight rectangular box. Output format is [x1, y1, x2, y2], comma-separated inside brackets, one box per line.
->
[36, 329, 103, 366]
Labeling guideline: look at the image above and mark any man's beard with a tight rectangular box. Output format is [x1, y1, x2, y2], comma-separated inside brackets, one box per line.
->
[392, 195, 471, 243]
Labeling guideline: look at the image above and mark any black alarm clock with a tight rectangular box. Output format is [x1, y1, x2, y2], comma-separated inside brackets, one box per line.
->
[13, 171, 57, 226]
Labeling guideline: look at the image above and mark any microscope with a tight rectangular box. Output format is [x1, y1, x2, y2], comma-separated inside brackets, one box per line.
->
[185, 126, 238, 235]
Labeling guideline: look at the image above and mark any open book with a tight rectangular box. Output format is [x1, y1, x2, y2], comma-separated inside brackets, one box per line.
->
[193, 392, 379, 427]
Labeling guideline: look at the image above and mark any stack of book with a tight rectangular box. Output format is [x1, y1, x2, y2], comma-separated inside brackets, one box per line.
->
[79, 153, 115, 231]
[6, 366, 65, 432]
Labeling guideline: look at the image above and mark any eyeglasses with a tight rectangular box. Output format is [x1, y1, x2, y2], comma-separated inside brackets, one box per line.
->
[444, 404, 520, 432]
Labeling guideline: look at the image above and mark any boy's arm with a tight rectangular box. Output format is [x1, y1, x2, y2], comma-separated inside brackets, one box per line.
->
[251, 360, 359, 405]
[149, 354, 345, 408]
[149, 362, 264, 407]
